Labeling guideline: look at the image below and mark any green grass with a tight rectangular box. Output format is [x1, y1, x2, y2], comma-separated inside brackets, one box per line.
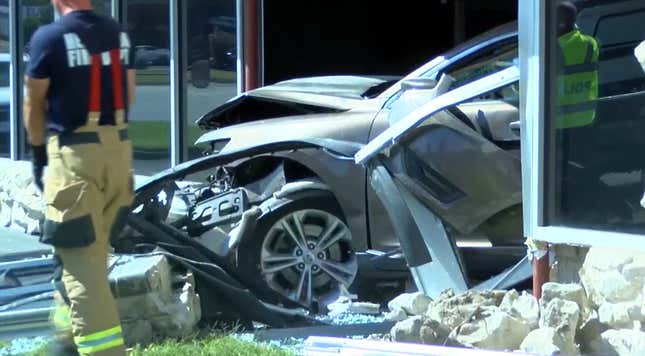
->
[128, 120, 204, 151]
[128, 336, 293, 356]
[26, 336, 293, 356]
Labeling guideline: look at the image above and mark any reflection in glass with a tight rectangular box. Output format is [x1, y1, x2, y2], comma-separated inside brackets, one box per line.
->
[124, 0, 171, 174]
[19, 1, 111, 158]
[182, 0, 237, 161]
[0, 0, 9, 157]
[546, 1, 645, 233]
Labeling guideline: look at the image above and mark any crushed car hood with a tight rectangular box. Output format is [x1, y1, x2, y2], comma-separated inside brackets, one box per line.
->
[195, 110, 377, 153]
[196, 75, 395, 129]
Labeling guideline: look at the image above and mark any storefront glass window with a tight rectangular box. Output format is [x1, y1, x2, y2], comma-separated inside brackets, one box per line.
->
[181, 0, 237, 161]
[545, 0, 645, 234]
[123, 0, 171, 175]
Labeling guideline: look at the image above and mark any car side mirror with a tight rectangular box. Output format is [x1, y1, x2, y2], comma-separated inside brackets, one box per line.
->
[509, 120, 521, 134]
[388, 75, 454, 125]
[401, 78, 438, 92]
[191, 60, 211, 89]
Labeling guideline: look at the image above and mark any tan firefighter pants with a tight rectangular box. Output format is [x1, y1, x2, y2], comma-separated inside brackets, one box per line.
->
[43, 122, 133, 356]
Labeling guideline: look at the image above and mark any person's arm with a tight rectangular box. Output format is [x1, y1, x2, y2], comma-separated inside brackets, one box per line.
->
[23, 76, 50, 146]
[127, 69, 136, 106]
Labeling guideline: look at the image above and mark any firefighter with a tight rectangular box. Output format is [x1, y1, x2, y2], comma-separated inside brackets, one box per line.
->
[23, 0, 135, 355]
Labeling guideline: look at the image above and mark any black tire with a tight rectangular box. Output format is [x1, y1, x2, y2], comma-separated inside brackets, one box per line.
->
[237, 188, 357, 311]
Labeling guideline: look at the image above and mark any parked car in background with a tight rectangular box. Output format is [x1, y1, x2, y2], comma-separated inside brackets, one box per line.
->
[133, 45, 170, 69]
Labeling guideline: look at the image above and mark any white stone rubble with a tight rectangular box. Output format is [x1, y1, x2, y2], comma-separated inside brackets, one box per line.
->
[589, 329, 645, 356]
[453, 306, 529, 351]
[384, 307, 408, 322]
[387, 292, 432, 316]
[539, 297, 580, 343]
[0, 159, 45, 234]
[520, 327, 579, 356]
[499, 290, 539, 330]
[391, 315, 424, 343]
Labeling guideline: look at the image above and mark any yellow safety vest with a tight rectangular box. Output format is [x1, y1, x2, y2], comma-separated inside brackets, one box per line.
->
[557, 29, 599, 129]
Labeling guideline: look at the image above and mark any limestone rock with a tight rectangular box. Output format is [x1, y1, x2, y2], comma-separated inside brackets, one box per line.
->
[541, 282, 590, 322]
[580, 249, 645, 306]
[454, 307, 529, 351]
[500, 290, 539, 329]
[419, 318, 452, 345]
[598, 301, 643, 329]
[384, 307, 408, 322]
[426, 290, 506, 331]
[539, 298, 580, 343]
[388, 292, 432, 316]
[590, 329, 645, 356]
[391, 316, 424, 343]
[520, 327, 580, 356]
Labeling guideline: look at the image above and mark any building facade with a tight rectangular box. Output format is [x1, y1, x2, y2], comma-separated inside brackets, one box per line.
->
[520, 0, 645, 249]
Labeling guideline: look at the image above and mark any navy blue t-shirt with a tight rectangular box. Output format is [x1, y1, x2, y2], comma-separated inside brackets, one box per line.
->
[26, 11, 133, 133]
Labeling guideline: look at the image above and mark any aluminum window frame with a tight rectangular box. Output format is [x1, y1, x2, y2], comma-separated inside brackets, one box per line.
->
[520, 0, 645, 250]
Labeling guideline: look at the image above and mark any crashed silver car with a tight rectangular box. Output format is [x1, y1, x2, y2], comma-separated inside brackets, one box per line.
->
[118, 23, 528, 316]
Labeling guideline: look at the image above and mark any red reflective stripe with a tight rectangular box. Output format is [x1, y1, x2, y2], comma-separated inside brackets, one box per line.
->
[89, 54, 101, 112]
[110, 49, 124, 110]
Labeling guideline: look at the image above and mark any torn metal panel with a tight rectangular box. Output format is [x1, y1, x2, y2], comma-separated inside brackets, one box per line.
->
[473, 256, 532, 292]
[368, 161, 467, 298]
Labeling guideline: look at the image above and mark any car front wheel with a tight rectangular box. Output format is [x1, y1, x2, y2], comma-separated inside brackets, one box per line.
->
[237, 189, 358, 311]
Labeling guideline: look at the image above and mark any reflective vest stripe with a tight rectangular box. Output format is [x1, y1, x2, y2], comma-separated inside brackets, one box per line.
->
[557, 100, 597, 115]
[109, 49, 125, 110]
[560, 62, 599, 75]
[88, 54, 102, 112]
[74, 325, 124, 353]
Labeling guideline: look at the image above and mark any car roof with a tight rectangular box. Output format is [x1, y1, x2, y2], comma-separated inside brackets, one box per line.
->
[442, 22, 518, 61]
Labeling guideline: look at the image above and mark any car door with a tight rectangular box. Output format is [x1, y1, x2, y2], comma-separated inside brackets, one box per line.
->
[366, 39, 519, 251]
[356, 66, 521, 296]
